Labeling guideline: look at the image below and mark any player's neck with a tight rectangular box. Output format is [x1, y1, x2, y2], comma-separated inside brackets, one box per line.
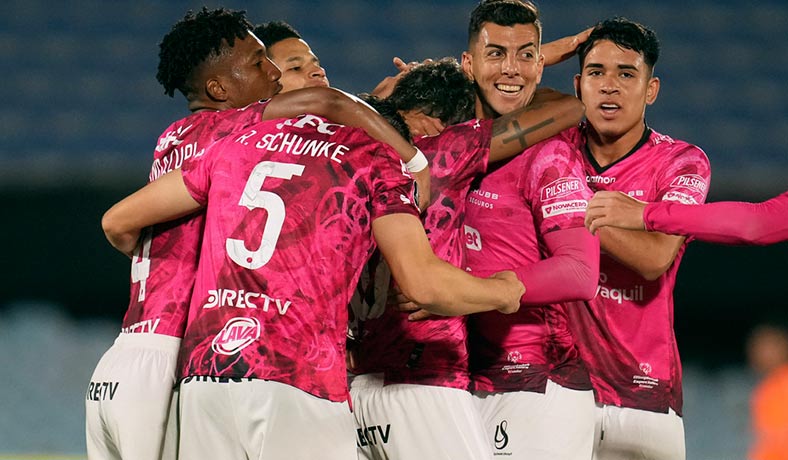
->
[585, 123, 647, 168]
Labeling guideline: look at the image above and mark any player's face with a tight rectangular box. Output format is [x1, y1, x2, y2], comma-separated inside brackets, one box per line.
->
[462, 22, 544, 119]
[222, 31, 283, 106]
[268, 38, 329, 93]
[574, 39, 659, 143]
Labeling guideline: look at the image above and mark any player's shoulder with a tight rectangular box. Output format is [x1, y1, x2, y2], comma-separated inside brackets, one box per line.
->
[647, 128, 708, 161]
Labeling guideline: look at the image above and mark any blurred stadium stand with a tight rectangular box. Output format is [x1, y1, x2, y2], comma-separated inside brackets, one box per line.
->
[1, 0, 786, 457]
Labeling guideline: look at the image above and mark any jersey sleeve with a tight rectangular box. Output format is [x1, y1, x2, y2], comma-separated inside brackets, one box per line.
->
[180, 140, 219, 206]
[519, 137, 592, 236]
[369, 144, 420, 219]
[655, 144, 711, 206]
[644, 191, 788, 245]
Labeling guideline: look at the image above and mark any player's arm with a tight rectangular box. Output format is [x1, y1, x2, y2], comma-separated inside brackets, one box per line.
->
[488, 88, 585, 163]
[102, 170, 202, 256]
[372, 213, 524, 316]
[477, 227, 599, 305]
[262, 86, 430, 209]
[595, 223, 685, 281]
[588, 190, 788, 246]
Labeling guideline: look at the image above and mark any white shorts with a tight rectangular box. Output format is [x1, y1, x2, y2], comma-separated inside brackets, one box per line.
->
[85, 333, 180, 460]
[474, 379, 595, 460]
[351, 373, 491, 460]
[592, 404, 685, 460]
[177, 377, 356, 460]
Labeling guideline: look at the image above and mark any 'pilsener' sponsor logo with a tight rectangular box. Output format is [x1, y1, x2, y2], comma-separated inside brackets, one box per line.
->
[541, 177, 583, 201]
[212, 317, 261, 355]
[670, 174, 707, 193]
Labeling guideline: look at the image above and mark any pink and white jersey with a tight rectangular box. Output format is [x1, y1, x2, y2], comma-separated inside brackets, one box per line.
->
[354, 118, 493, 390]
[644, 191, 788, 245]
[564, 123, 711, 415]
[464, 135, 593, 393]
[122, 102, 270, 338]
[179, 114, 419, 402]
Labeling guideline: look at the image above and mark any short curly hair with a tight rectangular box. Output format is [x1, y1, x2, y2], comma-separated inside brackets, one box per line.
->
[156, 7, 253, 98]
[254, 20, 302, 49]
[357, 94, 412, 142]
[387, 57, 475, 126]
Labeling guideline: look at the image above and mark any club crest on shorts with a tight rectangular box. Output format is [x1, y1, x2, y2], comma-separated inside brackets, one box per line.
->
[212, 317, 261, 355]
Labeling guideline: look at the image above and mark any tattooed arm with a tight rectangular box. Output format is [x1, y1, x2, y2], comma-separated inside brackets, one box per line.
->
[488, 88, 584, 162]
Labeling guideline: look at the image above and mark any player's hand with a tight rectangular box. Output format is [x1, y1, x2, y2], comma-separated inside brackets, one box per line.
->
[391, 289, 432, 321]
[370, 57, 434, 99]
[490, 270, 524, 314]
[411, 168, 431, 212]
[400, 110, 445, 137]
[541, 27, 593, 66]
[585, 191, 648, 234]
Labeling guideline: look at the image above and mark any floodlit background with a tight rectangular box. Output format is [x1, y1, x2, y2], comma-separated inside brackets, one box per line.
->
[1, 1, 786, 458]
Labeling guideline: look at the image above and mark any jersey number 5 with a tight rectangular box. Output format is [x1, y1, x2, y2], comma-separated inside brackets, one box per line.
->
[227, 161, 305, 269]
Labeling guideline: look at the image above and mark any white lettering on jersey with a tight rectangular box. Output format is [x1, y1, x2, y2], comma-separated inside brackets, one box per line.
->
[542, 199, 588, 218]
[464, 225, 482, 252]
[203, 289, 292, 315]
[540, 177, 583, 201]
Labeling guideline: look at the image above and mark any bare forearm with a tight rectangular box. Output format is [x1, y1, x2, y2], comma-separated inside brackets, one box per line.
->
[489, 88, 584, 162]
[598, 227, 684, 280]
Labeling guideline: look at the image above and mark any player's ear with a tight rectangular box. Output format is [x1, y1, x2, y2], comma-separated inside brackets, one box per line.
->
[573, 74, 582, 99]
[645, 76, 659, 105]
[206, 77, 229, 102]
[461, 51, 475, 83]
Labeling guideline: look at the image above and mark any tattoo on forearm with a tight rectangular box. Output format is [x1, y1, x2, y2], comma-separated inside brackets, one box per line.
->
[494, 117, 555, 149]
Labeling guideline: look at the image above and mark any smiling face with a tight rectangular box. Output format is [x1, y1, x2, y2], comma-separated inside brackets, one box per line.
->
[462, 22, 544, 119]
[574, 39, 659, 146]
[267, 37, 329, 93]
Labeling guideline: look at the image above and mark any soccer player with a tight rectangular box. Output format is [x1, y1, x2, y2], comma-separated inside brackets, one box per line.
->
[101, 111, 525, 459]
[460, 1, 600, 458]
[563, 17, 712, 460]
[84, 7, 436, 460]
[585, 190, 788, 246]
[253, 20, 330, 92]
[350, 54, 586, 460]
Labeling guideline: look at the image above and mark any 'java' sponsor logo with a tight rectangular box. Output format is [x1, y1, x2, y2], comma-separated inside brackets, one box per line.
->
[541, 177, 583, 201]
[662, 191, 698, 205]
[211, 317, 261, 355]
[670, 174, 707, 193]
[464, 225, 482, 251]
[542, 199, 588, 218]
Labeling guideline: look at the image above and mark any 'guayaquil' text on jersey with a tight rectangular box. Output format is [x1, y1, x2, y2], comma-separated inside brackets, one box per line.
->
[122, 101, 270, 338]
[564, 123, 711, 415]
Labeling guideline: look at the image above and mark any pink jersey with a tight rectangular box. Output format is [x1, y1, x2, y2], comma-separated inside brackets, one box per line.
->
[564, 123, 711, 415]
[179, 114, 419, 402]
[122, 102, 269, 337]
[644, 191, 788, 245]
[354, 119, 493, 390]
[464, 135, 594, 393]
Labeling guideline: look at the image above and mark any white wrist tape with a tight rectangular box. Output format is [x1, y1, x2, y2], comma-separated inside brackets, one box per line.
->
[405, 148, 428, 173]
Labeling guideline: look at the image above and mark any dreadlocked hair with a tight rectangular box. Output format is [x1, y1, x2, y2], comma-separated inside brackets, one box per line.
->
[156, 7, 252, 98]
[387, 57, 475, 126]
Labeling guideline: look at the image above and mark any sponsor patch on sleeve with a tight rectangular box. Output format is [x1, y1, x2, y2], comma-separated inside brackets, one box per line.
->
[542, 199, 588, 218]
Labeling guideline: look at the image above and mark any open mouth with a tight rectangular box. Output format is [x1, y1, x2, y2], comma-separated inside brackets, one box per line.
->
[495, 83, 523, 94]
